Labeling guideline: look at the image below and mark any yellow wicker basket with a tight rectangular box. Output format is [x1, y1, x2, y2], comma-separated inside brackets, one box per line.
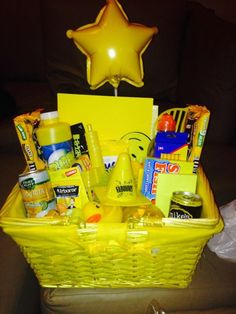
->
[0, 166, 223, 289]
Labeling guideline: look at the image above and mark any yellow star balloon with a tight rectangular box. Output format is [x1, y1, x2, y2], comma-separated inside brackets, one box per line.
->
[66, 0, 158, 90]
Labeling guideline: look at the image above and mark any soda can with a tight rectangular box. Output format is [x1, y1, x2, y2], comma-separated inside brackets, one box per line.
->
[169, 191, 202, 219]
[19, 169, 56, 218]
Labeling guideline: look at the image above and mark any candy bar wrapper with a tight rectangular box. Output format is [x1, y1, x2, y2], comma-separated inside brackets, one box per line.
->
[185, 105, 210, 172]
[14, 110, 45, 171]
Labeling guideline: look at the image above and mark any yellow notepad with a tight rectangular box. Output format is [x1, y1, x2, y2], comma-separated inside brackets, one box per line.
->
[155, 173, 197, 217]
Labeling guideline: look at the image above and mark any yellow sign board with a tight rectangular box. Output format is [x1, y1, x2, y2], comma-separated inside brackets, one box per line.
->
[57, 94, 155, 141]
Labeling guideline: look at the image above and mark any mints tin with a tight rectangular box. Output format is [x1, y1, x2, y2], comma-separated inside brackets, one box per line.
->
[169, 191, 202, 219]
[19, 169, 56, 218]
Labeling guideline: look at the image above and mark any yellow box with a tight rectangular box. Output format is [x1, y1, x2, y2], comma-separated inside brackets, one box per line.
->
[0, 167, 222, 289]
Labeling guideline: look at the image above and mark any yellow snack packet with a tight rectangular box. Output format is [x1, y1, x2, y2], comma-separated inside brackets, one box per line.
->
[49, 166, 89, 222]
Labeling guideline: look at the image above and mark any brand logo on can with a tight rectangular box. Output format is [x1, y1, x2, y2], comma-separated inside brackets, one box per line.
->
[169, 191, 202, 219]
[20, 177, 36, 190]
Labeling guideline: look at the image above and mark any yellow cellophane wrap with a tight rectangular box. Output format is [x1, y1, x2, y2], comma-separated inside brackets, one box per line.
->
[0, 166, 223, 288]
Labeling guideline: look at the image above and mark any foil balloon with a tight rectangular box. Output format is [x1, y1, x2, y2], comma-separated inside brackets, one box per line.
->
[66, 0, 158, 90]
